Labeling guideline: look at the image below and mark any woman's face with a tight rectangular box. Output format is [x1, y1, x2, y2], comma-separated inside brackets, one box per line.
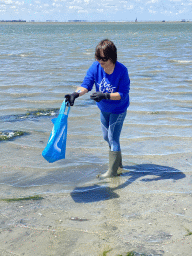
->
[97, 50, 114, 68]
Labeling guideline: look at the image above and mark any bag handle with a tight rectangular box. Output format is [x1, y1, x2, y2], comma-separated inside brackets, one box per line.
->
[59, 99, 70, 116]
[66, 101, 70, 115]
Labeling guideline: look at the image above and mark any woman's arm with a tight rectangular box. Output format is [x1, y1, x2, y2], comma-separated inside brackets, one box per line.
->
[75, 87, 88, 97]
[109, 92, 121, 100]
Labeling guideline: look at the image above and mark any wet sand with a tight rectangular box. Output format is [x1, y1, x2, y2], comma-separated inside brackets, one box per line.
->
[0, 152, 191, 256]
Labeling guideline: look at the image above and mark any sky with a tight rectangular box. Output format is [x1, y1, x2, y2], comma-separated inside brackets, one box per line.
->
[0, 0, 192, 22]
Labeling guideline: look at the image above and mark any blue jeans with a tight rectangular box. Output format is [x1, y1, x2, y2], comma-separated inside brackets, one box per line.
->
[100, 111, 127, 152]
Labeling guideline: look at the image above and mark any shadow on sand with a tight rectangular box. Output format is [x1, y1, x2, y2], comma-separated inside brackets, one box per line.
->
[70, 163, 186, 203]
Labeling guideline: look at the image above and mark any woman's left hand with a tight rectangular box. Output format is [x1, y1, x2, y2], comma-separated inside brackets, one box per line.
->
[90, 92, 110, 102]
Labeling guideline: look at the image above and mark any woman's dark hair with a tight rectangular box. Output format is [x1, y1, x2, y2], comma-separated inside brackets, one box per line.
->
[95, 39, 117, 64]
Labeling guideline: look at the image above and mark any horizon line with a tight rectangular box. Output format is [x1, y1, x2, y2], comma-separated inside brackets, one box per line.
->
[0, 19, 191, 23]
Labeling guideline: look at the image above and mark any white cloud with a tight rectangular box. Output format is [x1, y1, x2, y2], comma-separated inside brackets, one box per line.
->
[127, 4, 134, 9]
[148, 8, 157, 13]
[69, 5, 83, 9]
[71, 0, 82, 3]
[43, 10, 50, 13]
[147, 0, 159, 3]
[97, 8, 103, 12]
[52, 2, 61, 6]
[78, 9, 88, 12]
[15, 1, 24, 5]
[2, 0, 12, 4]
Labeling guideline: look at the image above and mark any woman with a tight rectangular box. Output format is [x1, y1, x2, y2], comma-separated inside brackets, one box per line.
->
[65, 39, 130, 178]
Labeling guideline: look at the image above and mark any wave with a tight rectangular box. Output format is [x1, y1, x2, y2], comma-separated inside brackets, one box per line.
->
[0, 52, 36, 58]
[169, 59, 192, 64]
[127, 110, 192, 116]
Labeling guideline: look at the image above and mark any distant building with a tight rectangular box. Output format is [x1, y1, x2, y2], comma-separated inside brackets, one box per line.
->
[135, 18, 137, 22]
[181, 19, 186, 22]
[68, 20, 87, 22]
[46, 20, 58, 22]
[0, 20, 26, 22]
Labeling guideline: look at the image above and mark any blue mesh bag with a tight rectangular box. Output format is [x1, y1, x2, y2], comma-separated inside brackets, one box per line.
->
[42, 100, 70, 163]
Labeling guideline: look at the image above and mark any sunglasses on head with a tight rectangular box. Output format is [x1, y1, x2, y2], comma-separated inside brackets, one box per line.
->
[97, 56, 109, 62]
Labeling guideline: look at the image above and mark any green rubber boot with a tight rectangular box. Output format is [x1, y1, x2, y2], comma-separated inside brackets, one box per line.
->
[109, 146, 123, 168]
[119, 151, 123, 168]
[100, 151, 121, 178]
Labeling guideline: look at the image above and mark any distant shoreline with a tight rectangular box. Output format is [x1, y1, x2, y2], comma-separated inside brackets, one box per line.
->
[0, 19, 191, 24]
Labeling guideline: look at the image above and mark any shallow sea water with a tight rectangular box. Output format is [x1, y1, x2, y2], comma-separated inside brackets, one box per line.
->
[0, 22, 192, 199]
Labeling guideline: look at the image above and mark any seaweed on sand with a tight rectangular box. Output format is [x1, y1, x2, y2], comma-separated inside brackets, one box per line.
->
[117, 252, 136, 256]
[185, 228, 192, 236]
[102, 249, 112, 256]
[1, 195, 44, 202]
[0, 130, 26, 141]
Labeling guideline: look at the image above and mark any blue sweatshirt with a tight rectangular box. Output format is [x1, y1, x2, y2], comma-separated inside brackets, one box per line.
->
[81, 61, 130, 114]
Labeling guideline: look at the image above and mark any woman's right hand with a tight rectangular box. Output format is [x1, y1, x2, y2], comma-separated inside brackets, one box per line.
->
[64, 92, 79, 106]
